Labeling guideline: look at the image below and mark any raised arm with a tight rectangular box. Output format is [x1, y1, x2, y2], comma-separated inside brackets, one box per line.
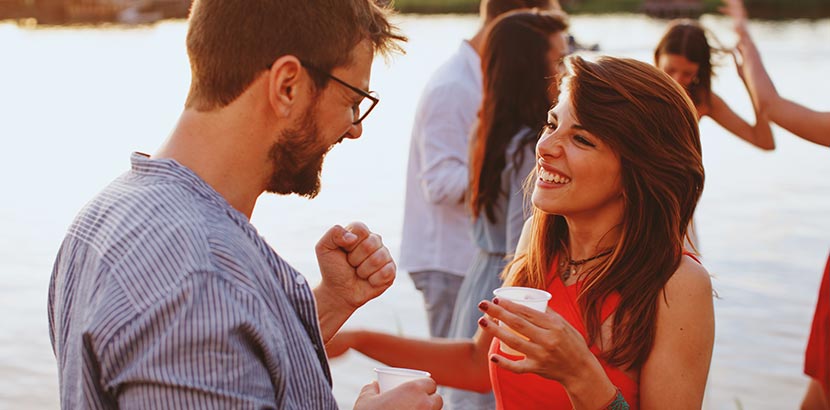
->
[326, 329, 493, 393]
[706, 91, 774, 150]
[763, 98, 830, 147]
[314, 223, 396, 342]
[639, 255, 715, 409]
[723, 0, 830, 147]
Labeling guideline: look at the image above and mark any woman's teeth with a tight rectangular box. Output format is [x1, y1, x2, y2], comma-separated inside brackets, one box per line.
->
[539, 168, 571, 184]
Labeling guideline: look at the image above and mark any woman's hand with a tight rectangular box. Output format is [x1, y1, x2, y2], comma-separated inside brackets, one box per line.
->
[731, 46, 748, 86]
[720, 0, 748, 35]
[722, 0, 751, 86]
[477, 298, 616, 409]
[476, 298, 589, 381]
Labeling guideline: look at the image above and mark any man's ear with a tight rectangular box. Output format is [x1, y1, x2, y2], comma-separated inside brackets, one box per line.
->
[267, 55, 304, 118]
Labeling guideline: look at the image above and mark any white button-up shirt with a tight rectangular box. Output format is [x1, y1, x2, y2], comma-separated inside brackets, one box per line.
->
[399, 41, 482, 277]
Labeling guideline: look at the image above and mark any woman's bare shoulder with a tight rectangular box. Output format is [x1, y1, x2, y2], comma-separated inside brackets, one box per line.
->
[662, 254, 713, 306]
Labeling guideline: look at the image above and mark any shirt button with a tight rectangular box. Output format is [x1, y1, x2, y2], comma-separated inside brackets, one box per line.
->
[295, 274, 306, 285]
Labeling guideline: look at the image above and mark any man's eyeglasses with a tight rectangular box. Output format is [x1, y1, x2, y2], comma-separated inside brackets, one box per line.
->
[300, 61, 379, 125]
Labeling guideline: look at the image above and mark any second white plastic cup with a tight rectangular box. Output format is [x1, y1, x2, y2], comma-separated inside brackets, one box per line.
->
[374, 366, 432, 393]
[492, 286, 552, 357]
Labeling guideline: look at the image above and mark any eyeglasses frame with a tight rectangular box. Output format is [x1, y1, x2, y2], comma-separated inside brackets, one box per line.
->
[265, 59, 379, 125]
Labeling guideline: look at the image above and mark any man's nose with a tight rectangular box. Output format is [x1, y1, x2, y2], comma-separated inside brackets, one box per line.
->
[345, 122, 363, 140]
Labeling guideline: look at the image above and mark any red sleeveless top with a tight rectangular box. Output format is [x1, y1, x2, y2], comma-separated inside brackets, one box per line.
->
[804, 253, 830, 396]
[488, 259, 639, 410]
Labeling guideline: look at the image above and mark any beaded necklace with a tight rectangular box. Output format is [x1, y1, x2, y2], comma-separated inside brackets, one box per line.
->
[560, 248, 614, 281]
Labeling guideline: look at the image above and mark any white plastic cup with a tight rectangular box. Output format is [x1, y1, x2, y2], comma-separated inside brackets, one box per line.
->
[374, 366, 432, 393]
[492, 286, 552, 357]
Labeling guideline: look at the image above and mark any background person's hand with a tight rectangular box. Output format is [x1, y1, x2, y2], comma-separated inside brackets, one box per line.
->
[732, 46, 748, 85]
[720, 0, 748, 34]
[353, 380, 443, 410]
[315, 222, 396, 310]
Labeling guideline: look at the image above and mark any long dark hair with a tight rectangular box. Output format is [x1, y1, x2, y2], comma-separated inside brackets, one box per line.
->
[469, 9, 568, 223]
[505, 56, 704, 369]
[654, 19, 717, 107]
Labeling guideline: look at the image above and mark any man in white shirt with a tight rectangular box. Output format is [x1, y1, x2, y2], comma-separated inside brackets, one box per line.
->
[399, 0, 558, 339]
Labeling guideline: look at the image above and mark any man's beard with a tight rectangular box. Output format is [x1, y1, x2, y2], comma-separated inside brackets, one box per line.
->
[265, 107, 332, 199]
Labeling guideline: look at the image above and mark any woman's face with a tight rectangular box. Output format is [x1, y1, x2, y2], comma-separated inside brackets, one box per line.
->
[531, 90, 624, 221]
[657, 53, 699, 88]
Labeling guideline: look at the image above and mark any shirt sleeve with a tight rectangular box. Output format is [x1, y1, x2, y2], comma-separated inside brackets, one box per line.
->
[416, 84, 479, 205]
[101, 272, 281, 409]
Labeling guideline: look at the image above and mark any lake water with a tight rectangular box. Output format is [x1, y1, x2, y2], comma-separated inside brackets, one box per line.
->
[0, 13, 828, 410]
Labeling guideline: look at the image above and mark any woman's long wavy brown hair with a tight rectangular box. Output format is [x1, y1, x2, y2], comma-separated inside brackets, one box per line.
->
[504, 55, 705, 370]
[469, 9, 568, 223]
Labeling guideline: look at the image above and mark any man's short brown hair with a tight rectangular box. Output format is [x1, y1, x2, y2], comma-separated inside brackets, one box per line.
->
[185, 0, 406, 111]
[485, 0, 554, 21]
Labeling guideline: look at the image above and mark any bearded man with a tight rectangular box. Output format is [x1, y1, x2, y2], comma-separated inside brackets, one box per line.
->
[46, 1, 440, 409]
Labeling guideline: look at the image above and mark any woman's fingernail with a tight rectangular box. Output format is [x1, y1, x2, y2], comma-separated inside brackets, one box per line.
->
[493, 298, 500, 305]
[478, 317, 488, 328]
[478, 301, 488, 311]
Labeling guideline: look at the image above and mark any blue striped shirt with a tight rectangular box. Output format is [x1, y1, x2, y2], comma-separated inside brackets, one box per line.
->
[48, 153, 337, 409]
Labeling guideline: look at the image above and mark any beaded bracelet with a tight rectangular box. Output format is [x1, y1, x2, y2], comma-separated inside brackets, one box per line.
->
[601, 387, 630, 410]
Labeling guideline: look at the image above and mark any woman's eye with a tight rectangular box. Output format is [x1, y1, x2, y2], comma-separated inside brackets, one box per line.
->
[543, 121, 557, 131]
[574, 135, 596, 147]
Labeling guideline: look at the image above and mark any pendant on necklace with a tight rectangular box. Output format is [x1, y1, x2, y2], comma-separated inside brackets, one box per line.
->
[561, 265, 576, 282]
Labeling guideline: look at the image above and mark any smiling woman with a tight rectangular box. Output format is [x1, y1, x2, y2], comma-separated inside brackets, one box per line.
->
[484, 55, 712, 410]
[323, 53, 713, 410]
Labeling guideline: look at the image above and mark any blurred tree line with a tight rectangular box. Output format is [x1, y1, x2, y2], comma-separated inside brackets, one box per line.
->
[390, 0, 830, 19]
[2, 0, 828, 24]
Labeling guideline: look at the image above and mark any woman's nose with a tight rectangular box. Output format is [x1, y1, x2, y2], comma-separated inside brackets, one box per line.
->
[537, 131, 565, 159]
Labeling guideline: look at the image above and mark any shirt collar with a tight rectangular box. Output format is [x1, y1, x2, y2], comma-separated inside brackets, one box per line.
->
[129, 152, 251, 225]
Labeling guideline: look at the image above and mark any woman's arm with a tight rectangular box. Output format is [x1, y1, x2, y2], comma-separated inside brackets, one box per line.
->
[707, 2, 775, 150]
[764, 99, 830, 147]
[326, 329, 493, 393]
[724, 0, 830, 147]
[639, 255, 715, 409]
[707, 91, 775, 150]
